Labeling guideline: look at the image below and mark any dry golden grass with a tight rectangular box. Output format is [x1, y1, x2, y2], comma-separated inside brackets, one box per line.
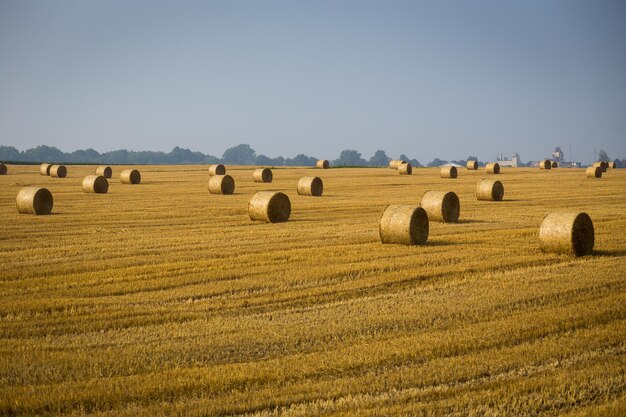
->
[0, 164, 625, 416]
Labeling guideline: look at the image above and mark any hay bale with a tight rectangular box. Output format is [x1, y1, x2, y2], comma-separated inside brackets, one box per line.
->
[0, 163, 6, 175]
[16, 187, 53, 215]
[50, 165, 67, 178]
[440, 166, 457, 178]
[248, 191, 290, 223]
[466, 160, 478, 170]
[419, 190, 460, 223]
[389, 159, 406, 169]
[120, 169, 141, 184]
[485, 162, 500, 174]
[551, 161, 558, 168]
[398, 162, 412, 175]
[379, 205, 429, 245]
[316, 160, 329, 169]
[539, 160, 552, 170]
[208, 164, 226, 176]
[95, 166, 112, 178]
[208, 174, 235, 194]
[82, 175, 109, 193]
[586, 166, 602, 178]
[607, 161, 617, 169]
[593, 161, 608, 172]
[40, 163, 52, 176]
[476, 179, 504, 201]
[539, 212, 594, 257]
[253, 168, 273, 183]
[297, 176, 323, 196]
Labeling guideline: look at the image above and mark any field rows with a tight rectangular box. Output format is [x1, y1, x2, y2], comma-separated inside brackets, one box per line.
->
[0, 164, 625, 415]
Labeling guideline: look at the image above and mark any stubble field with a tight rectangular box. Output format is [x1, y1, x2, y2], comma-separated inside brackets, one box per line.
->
[0, 164, 625, 416]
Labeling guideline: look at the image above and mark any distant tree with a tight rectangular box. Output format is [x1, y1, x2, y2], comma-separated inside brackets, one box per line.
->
[285, 154, 317, 166]
[369, 150, 390, 166]
[0, 146, 22, 161]
[398, 154, 422, 167]
[427, 158, 448, 167]
[619, 158, 625, 168]
[597, 149, 610, 162]
[167, 146, 208, 164]
[69, 148, 101, 163]
[334, 149, 367, 166]
[254, 154, 274, 166]
[22, 145, 66, 163]
[222, 144, 256, 165]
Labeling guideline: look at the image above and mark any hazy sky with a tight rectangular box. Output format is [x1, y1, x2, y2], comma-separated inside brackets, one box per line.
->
[1, 0, 625, 164]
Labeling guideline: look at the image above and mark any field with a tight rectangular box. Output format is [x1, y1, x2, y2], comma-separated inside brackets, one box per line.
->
[0, 164, 625, 416]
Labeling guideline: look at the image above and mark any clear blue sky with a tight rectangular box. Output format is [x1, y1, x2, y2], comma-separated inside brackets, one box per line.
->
[1, 0, 625, 164]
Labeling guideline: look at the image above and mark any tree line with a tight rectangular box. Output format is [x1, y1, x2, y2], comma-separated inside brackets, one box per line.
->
[0, 144, 622, 168]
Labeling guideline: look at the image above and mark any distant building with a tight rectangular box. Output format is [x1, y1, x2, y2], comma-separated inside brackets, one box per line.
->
[551, 146, 581, 167]
[497, 153, 520, 167]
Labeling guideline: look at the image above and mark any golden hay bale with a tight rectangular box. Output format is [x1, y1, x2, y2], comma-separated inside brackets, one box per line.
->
[82, 175, 109, 194]
[248, 191, 291, 223]
[297, 176, 323, 196]
[120, 169, 141, 184]
[49, 165, 67, 178]
[592, 161, 608, 172]
[551, 161, 558, 168]
[607, 161, 617, 169]
[466, 160, 478, 170]
[419, 190, 460, 223]
[476, 179, 504, 201]
[95, 166, 112, 178]
[539, 212, 594, 257]
[389, 159, 406, 169]
[586, 166, 602, 178]
[398, 162, 412, 175]
[208, 174, 235, 194]
[253, 168, 273, 183]
[379, 205, 429, 245]
[316, 160, 329, 169]
[485, 162, 500, 174]
[208, 164, 226, 176]
[40, 163, 52, 176]
[440, 166, 457, 178]
[16, 187, 53, 215]
[539, 160, 552, 170]
[0, 163, 6, 175]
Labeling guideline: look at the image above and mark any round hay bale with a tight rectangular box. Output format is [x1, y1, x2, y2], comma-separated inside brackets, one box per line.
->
[539, 160, 552, 170]
[440, 166, 457, 178]
[485, 162, 500, 174]
[586, 166, 602, 178]
[379, 205, 429, 245]
[316, 160, 329, 169]
[607, 161, 617, 169]
[16, 187, 53, 215]
[476, 179, 504, 201]
[208, 174, 235, 194]
[82, 175, 109, 193]
[419, 190, 460, 223]
[389, 159, 406, 169]
[208, 164, 226, 176]
[253, 168, 273, 183]
[40, 163, 52, 176]
[551, 161, 558, 168]
[593, 161, 607, 172]
[248, 191, 290, 223]
[0, 163, 7, 175]
[466, 160, 478, 170]
[297, 176, 323, 196]
[539, 212, 594, 257]
[95, 166, 112, 178]
[49, 165, 67, 178]
[398, 162, 412, 175]
[120, 169, 141, 184]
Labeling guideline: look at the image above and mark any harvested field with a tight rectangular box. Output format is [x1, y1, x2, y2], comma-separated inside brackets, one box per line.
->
[0, 164, 625, 416]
